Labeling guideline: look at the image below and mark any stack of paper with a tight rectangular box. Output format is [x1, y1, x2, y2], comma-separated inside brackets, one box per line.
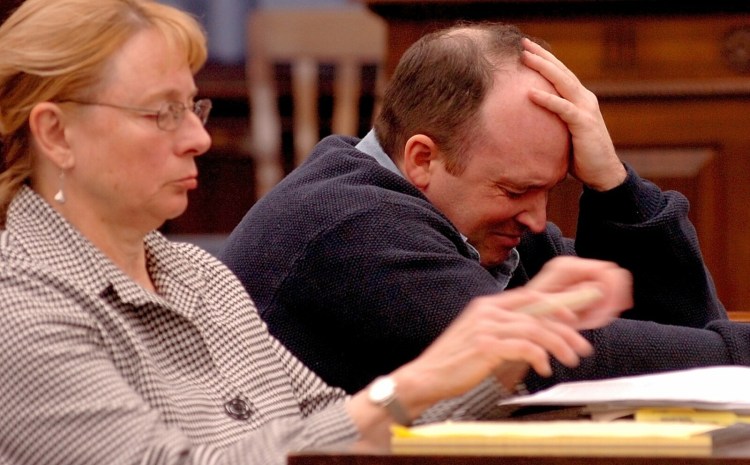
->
[500, 366, 750, 414]
[391, 420, 750, 457]
[392, 367, 750, 458]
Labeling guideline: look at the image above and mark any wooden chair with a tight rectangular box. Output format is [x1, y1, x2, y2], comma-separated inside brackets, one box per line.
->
[246, 8, 387, 198]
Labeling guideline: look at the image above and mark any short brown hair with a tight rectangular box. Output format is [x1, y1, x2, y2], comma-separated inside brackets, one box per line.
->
[374, 22, 547, 174]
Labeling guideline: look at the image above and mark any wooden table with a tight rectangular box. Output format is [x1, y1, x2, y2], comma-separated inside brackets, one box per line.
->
[289, 446, 750, 465]
[365, 0, 750, 315]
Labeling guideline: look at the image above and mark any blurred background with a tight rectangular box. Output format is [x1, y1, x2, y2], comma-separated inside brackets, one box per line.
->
[159, 0, 356, 64]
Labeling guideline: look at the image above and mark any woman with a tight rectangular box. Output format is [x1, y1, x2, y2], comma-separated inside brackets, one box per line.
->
[0, 1, 633, 464]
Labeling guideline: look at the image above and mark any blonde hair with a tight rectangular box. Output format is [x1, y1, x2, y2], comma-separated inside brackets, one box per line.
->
[0, 0, 207, 226]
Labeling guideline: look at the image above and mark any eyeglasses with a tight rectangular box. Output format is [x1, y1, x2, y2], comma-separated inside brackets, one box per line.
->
[58, 98, 212, 131]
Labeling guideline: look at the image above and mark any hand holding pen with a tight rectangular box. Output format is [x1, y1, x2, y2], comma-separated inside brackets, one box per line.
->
[388, 256, 633, 409]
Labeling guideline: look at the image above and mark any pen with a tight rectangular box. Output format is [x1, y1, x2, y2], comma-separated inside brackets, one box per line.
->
[517, 287, 604, 316]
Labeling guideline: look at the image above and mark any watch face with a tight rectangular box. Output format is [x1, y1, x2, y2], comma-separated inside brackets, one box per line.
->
[369, 376, 395, 404]
[368, 376, 412, 426]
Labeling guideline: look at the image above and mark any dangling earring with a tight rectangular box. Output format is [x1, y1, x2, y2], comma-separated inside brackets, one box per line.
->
[54, 171, 65, 204]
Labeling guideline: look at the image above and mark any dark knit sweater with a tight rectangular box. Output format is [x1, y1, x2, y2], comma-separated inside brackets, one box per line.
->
[222, 135, 744, 394]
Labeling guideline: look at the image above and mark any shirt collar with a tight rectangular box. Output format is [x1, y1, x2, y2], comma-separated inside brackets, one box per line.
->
[3, 186, 206, 309]
[356, 129, 402, 175]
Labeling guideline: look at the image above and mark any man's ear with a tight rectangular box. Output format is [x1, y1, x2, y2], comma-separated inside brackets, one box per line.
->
[402, 134, 439, 189]
[28, 102, 75, 169]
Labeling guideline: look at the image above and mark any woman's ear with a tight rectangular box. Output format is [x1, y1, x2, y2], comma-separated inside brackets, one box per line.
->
[402, 134, 439, 190]
[28, 102, 75, 169]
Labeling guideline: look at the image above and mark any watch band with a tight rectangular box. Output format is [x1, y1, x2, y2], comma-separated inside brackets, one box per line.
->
[382, 394, 412, 426]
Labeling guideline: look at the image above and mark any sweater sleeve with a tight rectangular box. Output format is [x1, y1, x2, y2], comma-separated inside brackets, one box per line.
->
[525, 317, 738, 392]
[704, 320, 750, 366]
[573, 163, 726, 327]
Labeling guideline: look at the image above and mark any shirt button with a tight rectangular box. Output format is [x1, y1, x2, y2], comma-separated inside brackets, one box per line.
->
[224, 398, 252, 420]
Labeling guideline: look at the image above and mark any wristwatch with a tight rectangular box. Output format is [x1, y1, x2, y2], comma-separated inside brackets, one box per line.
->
[367, 375, 412, 426]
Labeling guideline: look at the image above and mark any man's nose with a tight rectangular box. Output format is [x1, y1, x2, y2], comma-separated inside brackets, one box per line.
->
[515, 192, 547, 233]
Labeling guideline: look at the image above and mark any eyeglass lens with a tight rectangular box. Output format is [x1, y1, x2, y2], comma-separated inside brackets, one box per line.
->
[156, 99, 211, 130]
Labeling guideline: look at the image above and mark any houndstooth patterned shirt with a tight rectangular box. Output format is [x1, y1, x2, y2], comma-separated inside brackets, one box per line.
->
[0, 187, 507, 465]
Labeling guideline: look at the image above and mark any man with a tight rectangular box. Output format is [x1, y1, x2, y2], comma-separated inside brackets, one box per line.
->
[221, 23, 726, 394]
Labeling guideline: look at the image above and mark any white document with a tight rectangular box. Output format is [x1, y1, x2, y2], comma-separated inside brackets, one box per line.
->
[500, 365, 750, 412]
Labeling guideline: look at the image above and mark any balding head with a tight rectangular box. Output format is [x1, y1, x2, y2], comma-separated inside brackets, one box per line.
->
[374, 22, 549, 173]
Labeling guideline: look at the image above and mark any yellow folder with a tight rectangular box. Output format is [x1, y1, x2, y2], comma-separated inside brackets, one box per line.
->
[391, 420, 750, 457]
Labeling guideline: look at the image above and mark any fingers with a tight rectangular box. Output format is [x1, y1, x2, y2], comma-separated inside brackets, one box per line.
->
[527, 256, 630, 298]
[522, 37, 572, 77]
[406, 258, 631, 401]
[521, 37, 626, 191]
[484, 316, 594, 375]
[398, 287, 605, 405]
[521, 37, 583, 101]
[398, 258, 632, 410]
[516, 287, 604, 317]
[438, 292, 596, 372]
[475, 291, 597, 364]
[526, 256, 633, 329]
